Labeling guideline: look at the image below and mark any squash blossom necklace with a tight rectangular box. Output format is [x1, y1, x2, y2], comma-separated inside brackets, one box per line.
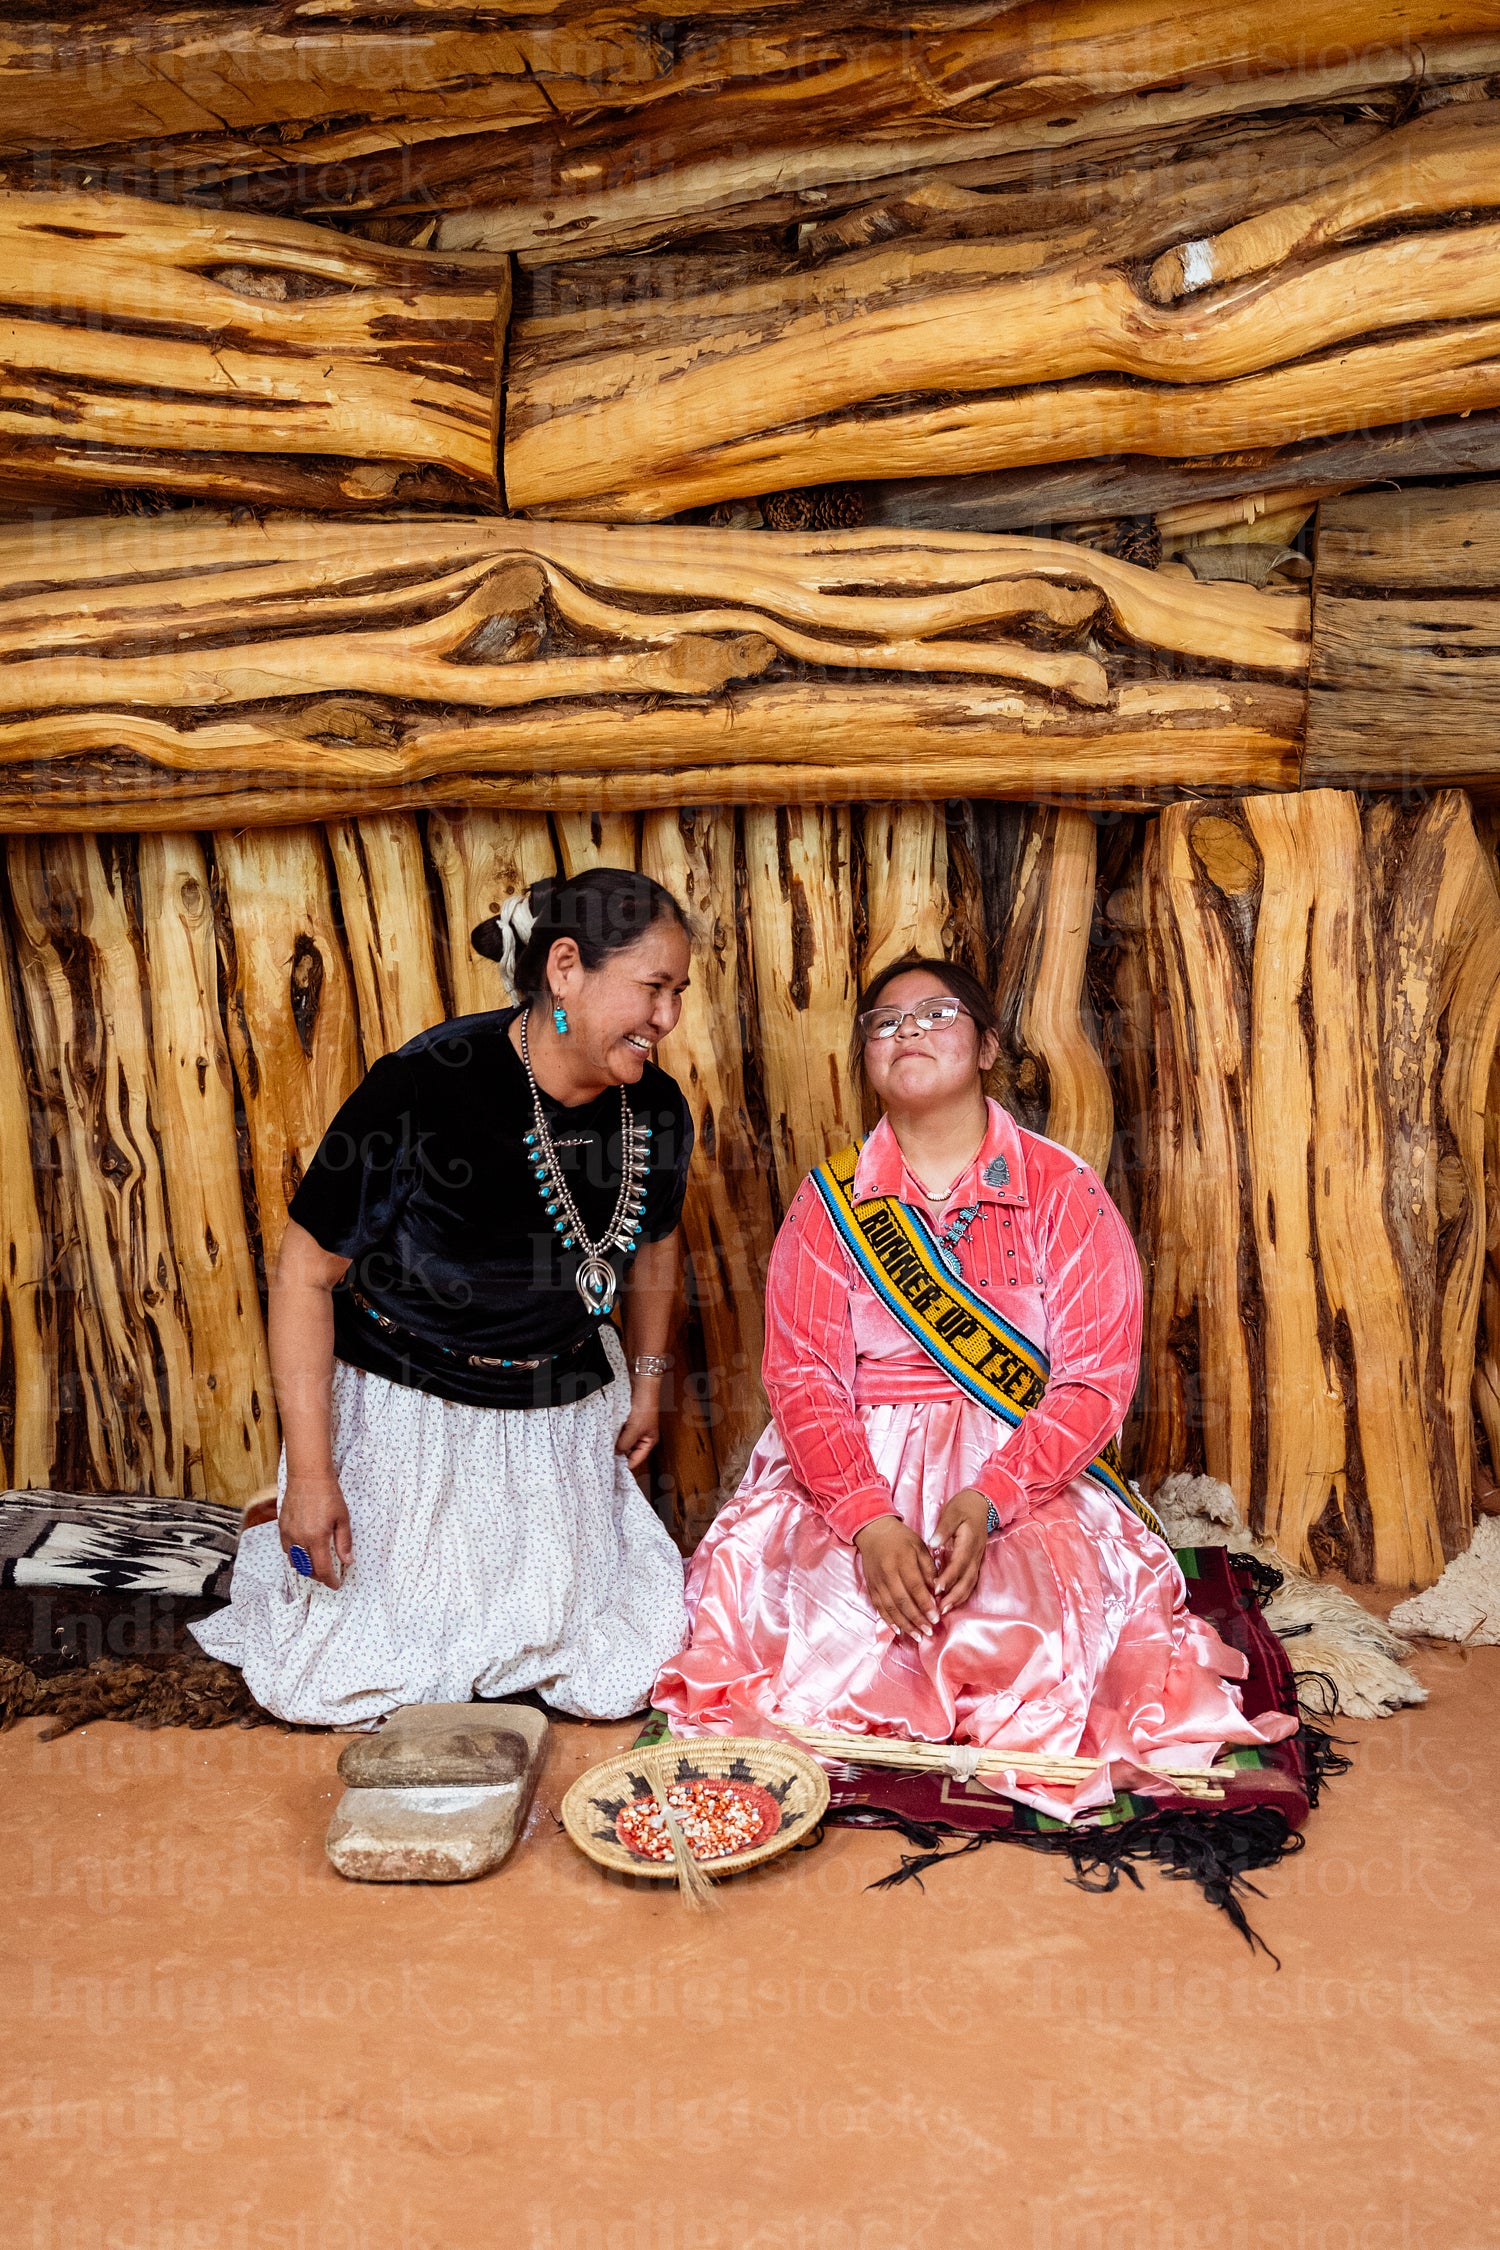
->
[519, 1005, 651, 1317]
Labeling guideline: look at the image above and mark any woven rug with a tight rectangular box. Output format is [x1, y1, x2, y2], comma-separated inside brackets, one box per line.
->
[0, 1489, 238, 1598]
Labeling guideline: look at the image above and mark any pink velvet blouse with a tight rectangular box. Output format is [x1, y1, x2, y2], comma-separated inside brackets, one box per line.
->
[762, 1101, 1143, 1543]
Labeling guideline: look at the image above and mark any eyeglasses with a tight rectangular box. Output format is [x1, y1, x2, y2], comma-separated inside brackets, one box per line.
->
[858, 997, 971, 1041]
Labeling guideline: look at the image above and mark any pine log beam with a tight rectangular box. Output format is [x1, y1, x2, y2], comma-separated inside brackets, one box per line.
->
[0, 191, 507, 512]
[137, 834, 279, 1502]
[6, 838, 204, 1495]
[987, 810, 1113, 1175]
[0, 877, 55, 1488]
[745, 808, 861, 1214]
[507, 188, 1500, 517]
[1306, 483, 1500, 791]
[642, 809, 776, 1501]
[1136, 790, 1500, 1589]
[7, 2, 1492, 258]
[211, 829, 361, 1268]
[327, 815, 445, 1060]
[0, 515, 1307, 826]
[860, 409, 1500, 533]
[426, 812, 556, 1016]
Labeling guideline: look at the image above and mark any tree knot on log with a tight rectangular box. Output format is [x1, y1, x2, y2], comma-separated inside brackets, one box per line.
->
[287, 935, 325, 1060]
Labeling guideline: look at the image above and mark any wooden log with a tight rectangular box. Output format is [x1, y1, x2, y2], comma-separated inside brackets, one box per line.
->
[641, 809, 776, 1485]
[8, 4, 1492, 248]
[212, 828, 361, 1269]
[859, 408, 1500, 533]
[1136, 789, 1500, 1588]
[326, 815, 445, 1061]
[426, 811, 556, 1015]
[508, 214, 1500, 516]
[986, 810, 1113, 1173]
[0, 514, 1308, 825]
[744, 807, 861, 1212]
[137, 834, 279, 1503]
[861, 807, 950, 981]
[6, 837, 201, 1494]
[0, 871, 55, 1488]
[1147, 105, 1500, 302]
[0, 191, 507, 512]
[1306, 482, 1500, 790]
[554, 813, 639, 876]
[0, 728, 1306, 831]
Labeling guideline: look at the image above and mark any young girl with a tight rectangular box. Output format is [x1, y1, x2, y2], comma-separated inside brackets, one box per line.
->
[654, 955, 1294, 1807]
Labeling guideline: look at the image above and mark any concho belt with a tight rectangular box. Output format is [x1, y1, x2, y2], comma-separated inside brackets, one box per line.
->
[347, 1287, 591, 1372]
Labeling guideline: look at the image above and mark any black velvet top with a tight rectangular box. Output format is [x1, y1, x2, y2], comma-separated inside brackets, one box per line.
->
[288, 1008, 692, 1410]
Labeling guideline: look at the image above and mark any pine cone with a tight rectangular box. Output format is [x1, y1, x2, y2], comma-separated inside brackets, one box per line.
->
[1104, 515, 1162, 570]
[759, 484, 866, 532]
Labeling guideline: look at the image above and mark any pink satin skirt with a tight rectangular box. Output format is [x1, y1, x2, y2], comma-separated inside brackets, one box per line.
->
[652, 1399, 1296, 1814]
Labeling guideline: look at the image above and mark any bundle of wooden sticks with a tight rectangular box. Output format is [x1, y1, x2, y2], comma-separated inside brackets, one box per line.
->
[784, 1724, 1227, 1802]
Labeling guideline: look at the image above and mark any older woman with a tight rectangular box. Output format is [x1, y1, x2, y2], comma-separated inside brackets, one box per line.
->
[654, 954, 1294, 1809]
[195, 869, 693, 1727]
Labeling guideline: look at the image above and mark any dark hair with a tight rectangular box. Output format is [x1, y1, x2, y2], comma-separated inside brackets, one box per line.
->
[471, 868, 688, 1000]
[848, 954, 1000, 1081]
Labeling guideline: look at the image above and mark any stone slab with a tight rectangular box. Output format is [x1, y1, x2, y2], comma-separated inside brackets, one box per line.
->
[326, 1702, 548, 1883]
[336, 1701, 547, 1789]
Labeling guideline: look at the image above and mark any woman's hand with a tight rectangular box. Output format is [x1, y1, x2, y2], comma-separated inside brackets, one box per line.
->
[853, 1516, 940, 1638]
[279, 1475, 352, 1590]
[931, 1488, 991, 1614]
[615, 1376, 662, 1471]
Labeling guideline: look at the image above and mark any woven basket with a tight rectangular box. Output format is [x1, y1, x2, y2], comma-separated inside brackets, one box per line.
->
[561, 1736, 830, 1882]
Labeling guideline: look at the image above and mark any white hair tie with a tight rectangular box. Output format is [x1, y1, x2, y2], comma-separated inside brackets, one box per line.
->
[493, 892, 535, 1002]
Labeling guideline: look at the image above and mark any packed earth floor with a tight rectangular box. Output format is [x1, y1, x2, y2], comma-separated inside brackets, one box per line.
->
[6, 1635, 1496, 2250]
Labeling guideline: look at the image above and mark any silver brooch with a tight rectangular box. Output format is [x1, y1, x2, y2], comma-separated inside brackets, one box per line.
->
[982, 1155, 1010, 1189]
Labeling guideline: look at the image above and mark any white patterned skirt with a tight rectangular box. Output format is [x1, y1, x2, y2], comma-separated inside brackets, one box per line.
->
[191, 1331, 688, 1728]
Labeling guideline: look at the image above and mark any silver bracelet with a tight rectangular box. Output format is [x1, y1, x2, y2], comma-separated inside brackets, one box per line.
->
[628, 1353, 673, 1378]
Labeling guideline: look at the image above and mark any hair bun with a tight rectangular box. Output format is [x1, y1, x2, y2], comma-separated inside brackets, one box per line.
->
[470, 891, 537, 997]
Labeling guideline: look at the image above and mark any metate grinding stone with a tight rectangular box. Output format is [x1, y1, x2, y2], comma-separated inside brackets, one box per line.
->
[325, 1702, 548, 1883]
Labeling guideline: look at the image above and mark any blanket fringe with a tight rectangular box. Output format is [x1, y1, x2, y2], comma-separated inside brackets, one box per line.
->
[828, 1789, 1332, 1966]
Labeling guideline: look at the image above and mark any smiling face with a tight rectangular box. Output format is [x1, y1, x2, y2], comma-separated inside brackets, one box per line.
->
[859, 967, 998, 1120]
[545, 917, 691, 1086]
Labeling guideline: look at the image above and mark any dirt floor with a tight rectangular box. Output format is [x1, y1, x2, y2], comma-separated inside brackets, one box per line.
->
[5, 1637, 1496, 2250]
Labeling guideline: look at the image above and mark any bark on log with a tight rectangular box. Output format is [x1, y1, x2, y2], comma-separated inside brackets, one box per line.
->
[0, 192, 507, 513]
[212, 828, 361, 1268]
[6, 837, 201, 1494]
[1136, 789, 1500, 1589]
[860, 408, 1500, 533]
[8, 4, 1492, 253]
[425, 811, 556, 1015]
[326, 815, 445, 1060]
[1306, 481, 1500, 791]
[0, 876, 55, 1489]
[137, 833, 278, 1502]
[641, 809, 776, 1487]
[507, 211, 1500, 517]
[744, 807, 861, 1213]
[0, 515, 1307, 826]
[987, 810, 1113, 1175]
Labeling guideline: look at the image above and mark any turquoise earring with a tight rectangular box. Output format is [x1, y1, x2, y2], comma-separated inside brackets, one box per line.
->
[552, 995, 569, 1036]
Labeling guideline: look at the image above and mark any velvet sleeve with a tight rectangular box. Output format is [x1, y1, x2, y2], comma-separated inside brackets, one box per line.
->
[761, 1179, 900, 1544]
[970, 1166, 1143, 1531]
[287, 1052, 421, 1262]
[638, 1075, 694, 1244]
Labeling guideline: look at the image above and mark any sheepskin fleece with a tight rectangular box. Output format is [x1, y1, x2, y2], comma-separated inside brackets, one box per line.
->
[1389, 1515, 1500, 1645]
[1148, 1473, 1426, 1720]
